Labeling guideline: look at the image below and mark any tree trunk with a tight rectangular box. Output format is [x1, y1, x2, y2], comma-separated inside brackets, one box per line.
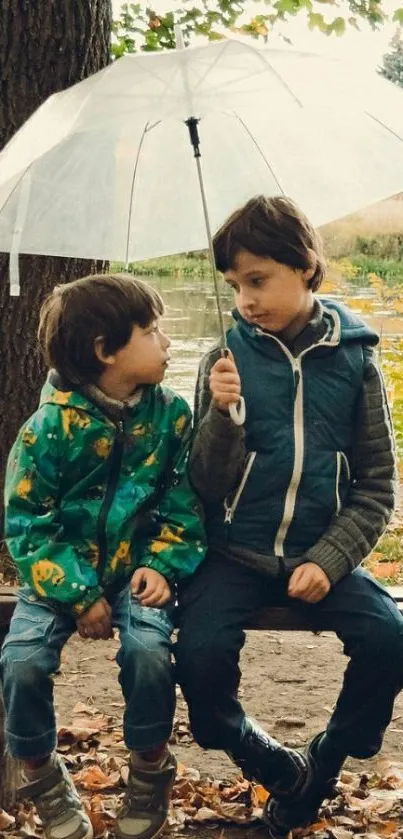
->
[0, 0, 112, 563]
[0, 0, 112, 809]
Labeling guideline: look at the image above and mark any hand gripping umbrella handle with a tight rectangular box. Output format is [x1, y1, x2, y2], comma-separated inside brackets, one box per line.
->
[229, 397, 246, 426]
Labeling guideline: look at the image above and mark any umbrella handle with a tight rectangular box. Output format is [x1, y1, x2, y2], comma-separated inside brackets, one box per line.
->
[229, 397, 246, 426]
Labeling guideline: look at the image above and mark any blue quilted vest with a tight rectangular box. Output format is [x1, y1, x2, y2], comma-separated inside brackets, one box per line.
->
[207, 298, 378, 558]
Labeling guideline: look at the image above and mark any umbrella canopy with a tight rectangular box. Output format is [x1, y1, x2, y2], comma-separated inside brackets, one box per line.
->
[1, 38, 403, 268]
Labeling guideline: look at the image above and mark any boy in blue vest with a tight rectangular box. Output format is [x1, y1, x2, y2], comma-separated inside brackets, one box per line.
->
[175, 196, 403, 838]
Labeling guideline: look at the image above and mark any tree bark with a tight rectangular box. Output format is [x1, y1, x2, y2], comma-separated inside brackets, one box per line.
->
[0, 0, 112, 562]
[0, 0, 112, 809]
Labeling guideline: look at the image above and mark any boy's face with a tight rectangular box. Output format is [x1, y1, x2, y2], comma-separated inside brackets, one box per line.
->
[224, 249, 315, 339]
[107, 319, 171, 389]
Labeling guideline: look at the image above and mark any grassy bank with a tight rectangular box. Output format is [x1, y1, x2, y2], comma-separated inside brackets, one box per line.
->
[111, 253, 212, 277]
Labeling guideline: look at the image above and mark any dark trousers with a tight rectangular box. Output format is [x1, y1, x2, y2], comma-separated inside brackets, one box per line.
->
[175, 551, 403, 759]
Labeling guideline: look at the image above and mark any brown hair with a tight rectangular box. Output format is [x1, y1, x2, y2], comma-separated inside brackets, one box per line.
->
[38, 273, 164, 385]
[213, 195, 326, 291]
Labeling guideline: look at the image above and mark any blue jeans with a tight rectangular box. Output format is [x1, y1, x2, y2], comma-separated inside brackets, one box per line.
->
[0, 587, 175, 759]
[176, 552, 403, 760]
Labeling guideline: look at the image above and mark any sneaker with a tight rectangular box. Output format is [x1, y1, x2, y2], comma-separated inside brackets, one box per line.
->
[20, 753, 93, 839]
[227, 719, 309, 798]
[263, 733, 339, 838]
[116, 748, 177, 839]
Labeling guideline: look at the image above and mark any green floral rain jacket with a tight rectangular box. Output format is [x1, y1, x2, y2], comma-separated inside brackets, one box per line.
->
[5, 373, 206, 615]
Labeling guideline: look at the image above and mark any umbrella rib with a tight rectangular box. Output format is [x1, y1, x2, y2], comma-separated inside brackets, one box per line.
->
[190, 65, 303, 109]
[125, 122, 149, 266]
[233, 112, 286, 194]
[199, 40, 304, 108]
[364, 111, 403, 144]
[189, 40, 230, 97]
[0, 162, 34, 221]
[182, 41, 303, 109]
[239, 40, 304, 107]
[257, 61, 303, 108]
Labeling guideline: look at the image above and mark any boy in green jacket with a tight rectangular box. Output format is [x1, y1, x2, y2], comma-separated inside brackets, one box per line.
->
[1, 273, 205, 839]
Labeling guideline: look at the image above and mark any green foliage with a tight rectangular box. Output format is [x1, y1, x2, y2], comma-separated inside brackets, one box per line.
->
[110, 253, 211, 276]
[324, 232, 403, 287]
[355, 233, 403, 260]
[379, 26, 403, 88]
[349, 254, 403, 285]
[112, 0, 390, 58]
[112, 1, 241, 57]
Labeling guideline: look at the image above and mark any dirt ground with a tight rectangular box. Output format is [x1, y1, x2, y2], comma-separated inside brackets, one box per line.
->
[55, 627, 403, 779]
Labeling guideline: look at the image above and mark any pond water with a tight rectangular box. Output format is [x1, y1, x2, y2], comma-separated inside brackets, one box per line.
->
[151, 275, 233, 406]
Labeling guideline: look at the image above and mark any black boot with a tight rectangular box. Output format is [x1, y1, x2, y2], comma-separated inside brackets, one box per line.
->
[227, 719, 309, 798]
[263, 732, 342, 839]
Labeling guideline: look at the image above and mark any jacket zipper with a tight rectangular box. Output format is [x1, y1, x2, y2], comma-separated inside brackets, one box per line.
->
[273, 353, 304, 556]
[97, 420, 125, 582]
[335, 451, 350, 515]
[341, 451, 350, 481]
[223, 308, 340, 552]
[264, 325, 340, 556]
[224, 451, 257, 524]
[335, 452, 342, 514]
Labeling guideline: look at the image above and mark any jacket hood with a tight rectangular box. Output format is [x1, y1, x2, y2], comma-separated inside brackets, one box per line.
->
[320, 298, 379, 345]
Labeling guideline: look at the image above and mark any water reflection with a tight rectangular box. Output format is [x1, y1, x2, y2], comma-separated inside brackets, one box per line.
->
[149, 274, 233, 407]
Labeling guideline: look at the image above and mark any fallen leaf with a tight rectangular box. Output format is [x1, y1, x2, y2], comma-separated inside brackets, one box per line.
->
[371, 561, 400, 580]
[328, 827, 354, 839]
[168, 806, 187, 826]
[73, 765, 122, 790]
[72, 702, 100, 716]
[87, 810, 109, 838]
[58, 725, 101, 743]
[218, 801, 254, 822]
[252, 784, 270, 806]
[193, 806, 224, 822]
[333, 816, 358, 826]
[176, 763, 200, 782]
[339, 771, 356, 785]
[377, 820, 400, 835]
[18, 807, 41, 838]
[310, 819, 331, 833]
[0, 809, 15, 829]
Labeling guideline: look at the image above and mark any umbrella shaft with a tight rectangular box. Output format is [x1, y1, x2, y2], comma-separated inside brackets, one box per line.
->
[194, 155, 227, 350]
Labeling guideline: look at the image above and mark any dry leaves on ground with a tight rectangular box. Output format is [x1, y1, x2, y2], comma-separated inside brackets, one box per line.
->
[3, 706, 403, 838]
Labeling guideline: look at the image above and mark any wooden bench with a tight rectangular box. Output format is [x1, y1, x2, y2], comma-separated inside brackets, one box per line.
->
[1, 584, 402, 810]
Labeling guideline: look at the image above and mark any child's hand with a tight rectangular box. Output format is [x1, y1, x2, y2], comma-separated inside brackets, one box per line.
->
[131, 568, 171, 607]
[76, 597, 112, 640]
[288, 562, 331, 604]
[210, 351, 241, 413]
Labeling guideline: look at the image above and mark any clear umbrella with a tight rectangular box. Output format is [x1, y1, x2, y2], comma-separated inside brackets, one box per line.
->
[1, 37, 403, 419]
